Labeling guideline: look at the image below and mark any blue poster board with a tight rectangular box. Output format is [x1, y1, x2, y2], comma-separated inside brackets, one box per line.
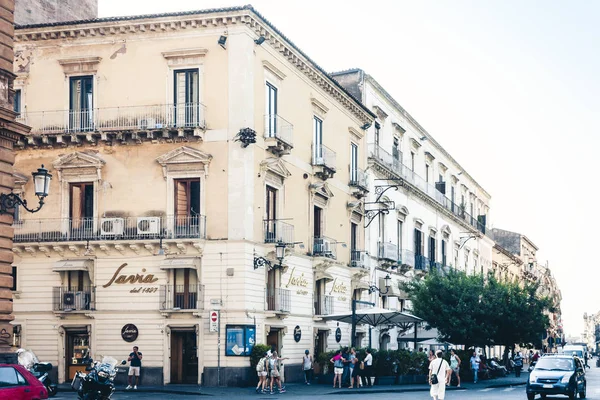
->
[226, 325, 255, 356]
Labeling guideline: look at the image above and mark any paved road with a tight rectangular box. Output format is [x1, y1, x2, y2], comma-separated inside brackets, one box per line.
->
[51, 364, 600, 399]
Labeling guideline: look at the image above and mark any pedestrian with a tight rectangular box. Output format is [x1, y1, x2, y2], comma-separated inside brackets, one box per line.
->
[126, 346, 142, 390]
[513, 351, 523, 377]
[350, 348, 362, 389]
[330, 350, 344, 388]
[269, 351, 286, 394]
[469, 351, 480, 384]
[428, 349, 436, 363]
[449, 349, 461, 387]
[429, 350, 451, 400]
[362, 348, 374, 387]
[256, 352, 269, 393]
[341, 347, 351, 387]
[302, 349, 313, 385]
[347, 348, 357, 388]
[532, 351, 540, 363]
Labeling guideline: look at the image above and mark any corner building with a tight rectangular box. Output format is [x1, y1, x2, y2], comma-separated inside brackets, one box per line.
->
[10, 6, 375, 386]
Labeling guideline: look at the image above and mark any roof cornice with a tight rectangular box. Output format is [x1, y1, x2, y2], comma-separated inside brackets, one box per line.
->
[15, 6, 375, 125]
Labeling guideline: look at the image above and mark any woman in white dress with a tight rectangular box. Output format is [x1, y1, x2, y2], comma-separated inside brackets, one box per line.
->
[429, 350, 451, 400]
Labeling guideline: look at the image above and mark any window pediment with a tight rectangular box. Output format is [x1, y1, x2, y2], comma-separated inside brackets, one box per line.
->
[263, 60, 286, 81]
[410, 138, 422, 151]
[53, 151, 105, 181]
[260, 158, 291, 180]
[372, 105, 388, 121]
[156, 146, 213, 179]
[58, 56, 101, 74]
[396, 205, 409, 217]
[425, 151, 435, 162]
[311, 97, 329, 117]
[162, 48, 208, 67]
[392, 122, 406, 134]
[309, 181, 334, 199]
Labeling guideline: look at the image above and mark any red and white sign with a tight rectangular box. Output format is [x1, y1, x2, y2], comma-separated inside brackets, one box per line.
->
[209, 310, 219, 332]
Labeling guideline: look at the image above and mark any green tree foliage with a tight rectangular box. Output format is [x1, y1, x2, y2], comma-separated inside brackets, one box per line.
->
[402, 269, 553, 350]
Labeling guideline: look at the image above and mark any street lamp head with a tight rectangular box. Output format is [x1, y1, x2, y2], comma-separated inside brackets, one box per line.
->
[275, 243, 286, 261]
[384, 274, 392, 289]
[32, 164, 52, 198]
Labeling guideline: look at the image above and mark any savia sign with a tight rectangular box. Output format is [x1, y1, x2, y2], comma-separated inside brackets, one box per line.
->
[121, 324, 139, 342]
[103, 263, 159, 293]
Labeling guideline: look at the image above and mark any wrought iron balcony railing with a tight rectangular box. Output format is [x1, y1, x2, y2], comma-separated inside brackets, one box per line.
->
[314, 294, 334, 316]
[263, 220, 294, 244]
[16, 102, 206, 135]
[266, 288, 291, 313]
[14, 215, 207, 243]
[264, 114, 294, 147]
[53, 286, 95, 312]
[313, 236, 337, 259]
[160, 284, 204, 310]
[415, 254, 429, 271]
[349, 167, 369, 191]
[312, 144, 337, 171]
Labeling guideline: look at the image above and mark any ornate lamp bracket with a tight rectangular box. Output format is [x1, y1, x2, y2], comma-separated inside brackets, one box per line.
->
[364, 200, 395, 228]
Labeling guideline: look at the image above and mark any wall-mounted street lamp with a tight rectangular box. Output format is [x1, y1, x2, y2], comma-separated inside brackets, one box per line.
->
[254, 242, 286, 271]
[234, 127, 257, 148]
[0, 165, 51, 215]
[368, 273, 391, 295]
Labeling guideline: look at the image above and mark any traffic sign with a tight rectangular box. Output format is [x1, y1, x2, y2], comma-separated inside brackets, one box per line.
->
[209, 310, 219, 332]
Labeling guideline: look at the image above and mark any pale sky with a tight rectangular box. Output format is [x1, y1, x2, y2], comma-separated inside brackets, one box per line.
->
[99, 0, 599, 336]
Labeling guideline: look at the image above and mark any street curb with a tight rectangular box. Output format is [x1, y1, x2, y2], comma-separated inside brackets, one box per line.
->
[57, 387, 209, 396]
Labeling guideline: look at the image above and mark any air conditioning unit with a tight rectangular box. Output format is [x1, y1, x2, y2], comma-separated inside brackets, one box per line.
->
[138, 118, 156, 130]
[137, 217, 160, 235]
[100, 218, 125, 236]
[63, 292, 75, 306]
[322, 239, 333, 257]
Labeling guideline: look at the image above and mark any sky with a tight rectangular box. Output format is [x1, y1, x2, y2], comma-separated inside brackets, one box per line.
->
[99, 0, 599, 336]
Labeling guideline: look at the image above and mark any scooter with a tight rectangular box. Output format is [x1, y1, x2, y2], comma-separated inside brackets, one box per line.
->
[17, 349, 57, 397]
[72, 356, 127, 400]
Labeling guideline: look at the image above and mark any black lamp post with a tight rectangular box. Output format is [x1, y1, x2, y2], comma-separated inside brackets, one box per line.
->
[254, 242, 286, 270]
[0, 165, 51, 214]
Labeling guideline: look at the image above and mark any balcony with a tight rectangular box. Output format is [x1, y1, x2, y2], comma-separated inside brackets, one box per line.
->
[313, 236, 336, 259]
[378, 242, 399, 267]
[14, 215, 207, 243]
[264, 114, 293, 155]
[16, 102, 206, 145]
[263, 220, 294, 244]
[314, 294, 334, 316]
[350, 250, 368, 269]
[160, 284, 204, 311]
[415, 254, 429, 271]
[349, 168, 369, 197]
[53, 286, 95, 313]
[266, 288, 291, 314]
[312, 144, 336, 179]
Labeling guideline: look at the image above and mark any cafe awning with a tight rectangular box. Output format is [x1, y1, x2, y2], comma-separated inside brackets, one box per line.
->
[52, 259, 93, 272]
[352, 280, 370, 292]
[160, 257, 200, 270]
[315, 271, 334, 282]
[321, 307, 422, 327]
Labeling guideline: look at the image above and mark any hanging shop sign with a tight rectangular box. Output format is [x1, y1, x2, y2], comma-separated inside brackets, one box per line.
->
[284, 267, 309, 295]
[335, 327, 342, 343]
[294, 325, 301, 342]
[103, 263, 159, 293]
[121, 324, 139, 342]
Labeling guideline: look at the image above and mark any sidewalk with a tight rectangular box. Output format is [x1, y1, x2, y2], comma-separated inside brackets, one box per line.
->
[57, 372, 528, 396]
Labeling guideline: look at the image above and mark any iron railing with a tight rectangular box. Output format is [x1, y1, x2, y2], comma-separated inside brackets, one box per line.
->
[349, 167, 368, 190]
[350, 250, 368, 269]
[378, 242, 399, 262]
[160, 284, 204, 310]
[14, 215, 207, 243]
[264, 114, 294, 147]
[312, 144, 337, 171]
[263, 220, 294, 244]
[53, 286, 95, 312]
[266, 288, 291, 313]
[415, 254, 429, 270]
[313, 236, 337, 259]
[314, 294, 334, 315]
[16, 102, 206, 135]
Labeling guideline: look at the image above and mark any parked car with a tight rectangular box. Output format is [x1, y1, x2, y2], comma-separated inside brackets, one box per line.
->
[0, 364, 48, 400]
[526, 354, 586, 400]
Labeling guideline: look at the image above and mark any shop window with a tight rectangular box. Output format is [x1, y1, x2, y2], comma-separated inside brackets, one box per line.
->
[66, 330, 90, 380]
[225, 325, 255, 356]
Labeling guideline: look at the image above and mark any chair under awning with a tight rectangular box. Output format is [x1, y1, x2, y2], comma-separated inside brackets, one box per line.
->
[160, 257, 200, 270]
[315, 271, 334, 282]
[52, 259, 93, 272]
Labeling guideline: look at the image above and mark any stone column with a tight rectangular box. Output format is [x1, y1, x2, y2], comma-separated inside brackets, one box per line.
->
[0, 0, 29, 363]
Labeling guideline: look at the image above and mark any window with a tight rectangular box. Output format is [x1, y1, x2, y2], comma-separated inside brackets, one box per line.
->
[464, 251, 469, 272]
[70, 183, 94, 225]
[265, 186, 278, 242]
[414, 229, 423, 256]
[175, 179, 200, 218]
[69, 76, 93, 132]
[350, 222, 358, 252]
[174, 69, 200, 127]
[441, 240, 447, 267]
[374, 122, 381, 146]
[13, 89, 21, 116]
[378, 213, 385, 243]
[397, 220, 403, 252]
[454, 247, 459, 269]
[173, 268, 198, 309]
[411, 152, 415, 171]
[451, 186, 455, 206]
[470, 202, 474, 217]
[428, 236, 436, 265]
[265, 82, 278, 136]
[392, 137, 401, 169]
[350, 143, 358, 183]
[313, 206, 323, 238]
[0, 366, 27, 386]
[10, 266, 16, 291]
[313, 117, 323, 161]
[425, 164, 429, 183]
[225, 325, 256, 356]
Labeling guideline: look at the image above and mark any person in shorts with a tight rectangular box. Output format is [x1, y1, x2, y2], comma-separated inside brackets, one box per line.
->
[126, 346, 142, 390]
[255, 352, 269, 393]
[269, 351, 286, 394]
[330, 350, 344, 388]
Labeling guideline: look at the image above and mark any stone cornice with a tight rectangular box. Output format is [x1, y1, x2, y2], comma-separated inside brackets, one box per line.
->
[15, 7, 375, 125]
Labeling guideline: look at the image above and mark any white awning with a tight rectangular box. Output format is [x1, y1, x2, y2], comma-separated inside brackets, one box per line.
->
[315, 271, 334, 282]
[53, 259, 93, 272]
[160, 258, 200, 270]
[352, 280, 370, 292]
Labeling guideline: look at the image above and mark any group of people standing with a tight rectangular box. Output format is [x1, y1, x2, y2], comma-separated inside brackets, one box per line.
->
[255, 350, 289, 395]
[329, 347, 374, 388]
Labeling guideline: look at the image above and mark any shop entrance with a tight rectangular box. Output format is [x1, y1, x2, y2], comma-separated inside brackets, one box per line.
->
[65, 328, 90, 381]
[170, 330, 198, 384]
[266, 328, 281, 354]
[313, 329, 328, 374]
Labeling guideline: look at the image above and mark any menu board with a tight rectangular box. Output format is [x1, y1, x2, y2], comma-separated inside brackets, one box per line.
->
[225, 325, 255, 356]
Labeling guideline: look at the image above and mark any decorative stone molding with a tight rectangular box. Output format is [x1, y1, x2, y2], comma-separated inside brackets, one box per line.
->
[441, 225, 451, 236]
[58, 57, 101, 75]
[262, 60, 286, 80]
[53, 151, 105, 182]
[392, 122, 406, 134]
[410, 138, 421, 151]
[424, 151, 435, 163]
[311, 97, 329, 118]
[438, 162, 448, 174]
[413, 218, 424, 228]
[396, 205, 409, 218]
[372, 105, 388, 121]
[260, 157, 291, 182]
[156, 146, 213, 179]
[348, 127, 363, 140]
[428, 226, 437, 236]
[162, 48, 208, 67]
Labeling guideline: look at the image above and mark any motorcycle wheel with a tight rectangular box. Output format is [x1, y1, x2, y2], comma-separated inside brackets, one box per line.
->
[47, 385, 57, 397]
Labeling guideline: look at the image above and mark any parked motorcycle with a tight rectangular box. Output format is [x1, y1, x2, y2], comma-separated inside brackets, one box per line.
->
[17, 348, 57, 397]
[71, 356, 127, 400]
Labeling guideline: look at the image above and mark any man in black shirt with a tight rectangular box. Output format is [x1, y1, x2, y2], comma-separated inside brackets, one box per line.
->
[126, 346, 142, 390]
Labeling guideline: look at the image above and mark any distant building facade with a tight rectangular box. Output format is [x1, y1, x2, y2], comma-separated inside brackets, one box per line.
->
[15, 0, 98, 25]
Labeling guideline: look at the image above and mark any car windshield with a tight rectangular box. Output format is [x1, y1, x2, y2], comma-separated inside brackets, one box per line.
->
[535, 358, 574, 371]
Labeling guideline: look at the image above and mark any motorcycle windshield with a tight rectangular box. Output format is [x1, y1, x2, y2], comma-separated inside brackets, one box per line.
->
[100, 356, 118, 369]
[17, 349, 39, 370]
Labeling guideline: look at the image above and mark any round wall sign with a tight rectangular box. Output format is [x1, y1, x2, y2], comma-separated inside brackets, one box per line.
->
[121, 324, 139, 342]
[335, 327, 342, 343]
[293, 325, 301, 342]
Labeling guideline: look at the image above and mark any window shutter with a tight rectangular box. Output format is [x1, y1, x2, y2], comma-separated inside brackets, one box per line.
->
[175, 180, 188, 217]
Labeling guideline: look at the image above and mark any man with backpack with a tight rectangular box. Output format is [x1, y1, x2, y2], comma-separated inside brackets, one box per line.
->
[255, 352, 269, 394]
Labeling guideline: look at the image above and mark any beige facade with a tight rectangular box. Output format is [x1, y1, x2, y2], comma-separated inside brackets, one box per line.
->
[10, 6, 375, 386]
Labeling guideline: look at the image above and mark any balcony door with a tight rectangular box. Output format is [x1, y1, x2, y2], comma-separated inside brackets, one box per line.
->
[265, 82, 278, 137]
[175, 179, 200, 235]
[265, 186, 277, 243]
[414, 228, 424, 268]
[266, 268, 279, 311]
[69, 76, 93, 132]
[350, 143, 358, 183]
[174, 69, 199, 127]
[70, 183, 94, 232]
[429, 236, 436, 266]
[313, 117, 323, 162]
[173, 269, 197, 310]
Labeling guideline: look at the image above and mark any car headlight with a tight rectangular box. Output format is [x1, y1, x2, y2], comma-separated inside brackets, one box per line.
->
[529, 375, 537, 383]
[561, 375, 571, 384]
